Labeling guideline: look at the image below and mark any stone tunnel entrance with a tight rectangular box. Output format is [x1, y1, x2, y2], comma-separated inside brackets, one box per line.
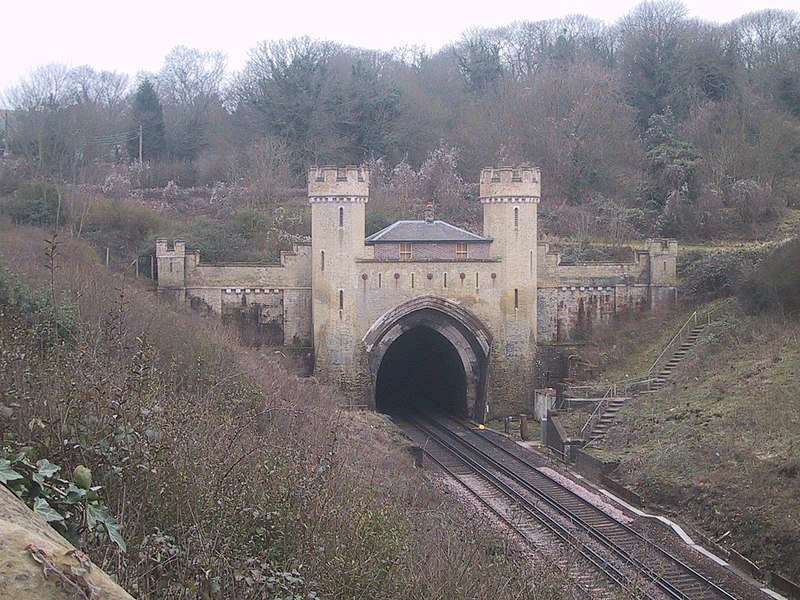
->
[375, 325, 467, 415]
[363, 296, 492, 420]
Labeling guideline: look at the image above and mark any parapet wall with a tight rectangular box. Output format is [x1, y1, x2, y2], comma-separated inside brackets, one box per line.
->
[536, 240, 677, 343]
[479, 166, 540, 200]
[156, 242, 313, 347]
[308, 165, 369, 199]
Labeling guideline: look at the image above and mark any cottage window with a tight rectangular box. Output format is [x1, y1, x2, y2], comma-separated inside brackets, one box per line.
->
[400, 242, 413, 260]
[456, 243, 468, 260]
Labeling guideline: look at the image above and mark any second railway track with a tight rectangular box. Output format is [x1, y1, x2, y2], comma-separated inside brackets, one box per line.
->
[398, 410, 739, 600]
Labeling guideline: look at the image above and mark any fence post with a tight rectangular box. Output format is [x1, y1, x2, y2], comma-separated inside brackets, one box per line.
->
[520, 414, 529, 441]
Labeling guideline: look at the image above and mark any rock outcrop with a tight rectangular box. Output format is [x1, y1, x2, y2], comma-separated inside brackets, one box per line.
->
[0, 484, 134, 599]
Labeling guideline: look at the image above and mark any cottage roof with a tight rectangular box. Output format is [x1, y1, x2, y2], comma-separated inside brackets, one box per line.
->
[365, 220, 492, 244]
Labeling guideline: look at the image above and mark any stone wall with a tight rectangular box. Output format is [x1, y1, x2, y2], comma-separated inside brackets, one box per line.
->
[535, 239, 677, 343]
[156, 167, 678, 418]
[158, 242, 313, 347]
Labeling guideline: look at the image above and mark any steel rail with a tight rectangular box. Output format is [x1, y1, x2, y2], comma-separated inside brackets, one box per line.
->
[414, 430, 620, 598]
[403, 412, 655, 598]
[412, 411, 737, 600]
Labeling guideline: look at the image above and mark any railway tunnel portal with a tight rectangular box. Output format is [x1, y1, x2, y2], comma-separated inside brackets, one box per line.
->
[363, 297, 491, 419]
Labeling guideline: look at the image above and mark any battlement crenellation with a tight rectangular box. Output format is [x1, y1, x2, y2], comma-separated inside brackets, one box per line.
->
[308, 165, 370, 199]
[479, 166, 541, 201]
[155, 238, 186, 256]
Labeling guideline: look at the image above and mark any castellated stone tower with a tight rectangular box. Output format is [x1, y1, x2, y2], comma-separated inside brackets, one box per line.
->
[309, 166, 369, 379]
[480, 166, 541, 409]
[646, 238, 678, 310]
[155, 239, 187, 302]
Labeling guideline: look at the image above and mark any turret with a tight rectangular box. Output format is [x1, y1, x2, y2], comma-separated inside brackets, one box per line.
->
[646, 238, 678, 310]
[309, 166, 370, 370]
[479, 166, 540, 413]
[646, 238, 677, 286]
[480, 166, 540, 330]
[155, 238, 186, 289]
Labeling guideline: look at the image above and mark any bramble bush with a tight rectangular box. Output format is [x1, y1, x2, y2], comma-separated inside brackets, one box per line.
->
[0, 227, 566, 599]
[738, 237, 800, 315]
[678, 246, 769, 301]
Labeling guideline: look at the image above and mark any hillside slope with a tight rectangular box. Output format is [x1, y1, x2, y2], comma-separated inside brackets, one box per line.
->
[0, 223, 569, 599]
[598, 308, 800, 581]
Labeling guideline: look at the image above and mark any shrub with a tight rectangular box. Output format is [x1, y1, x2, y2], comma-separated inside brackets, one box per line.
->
[678, 246, 769, 301]
[0, 157, 30, 195]
[728, 179, 784, 229]
[101, 169, 132, 199]
[81, 199, 163, 260]
[738, 237, 800, 315]
[4, 180, 65, 226]
[0, 229, 564, 599]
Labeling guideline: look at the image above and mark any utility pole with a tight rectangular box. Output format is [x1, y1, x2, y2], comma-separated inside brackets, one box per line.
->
[138, 124, 143, 164]
[3, 110, 10, 157]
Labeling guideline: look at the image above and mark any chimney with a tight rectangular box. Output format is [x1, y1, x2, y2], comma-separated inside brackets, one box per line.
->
[424, 201, 434, 224]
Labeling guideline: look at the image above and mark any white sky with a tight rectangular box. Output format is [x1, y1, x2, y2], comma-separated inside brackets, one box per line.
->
[2, 0, 797, 98]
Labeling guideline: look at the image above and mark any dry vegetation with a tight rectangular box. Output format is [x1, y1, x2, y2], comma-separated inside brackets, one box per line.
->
[596, 307, 800, 582]
[0, 222, 570, 599]
[569, 231, 800, 582]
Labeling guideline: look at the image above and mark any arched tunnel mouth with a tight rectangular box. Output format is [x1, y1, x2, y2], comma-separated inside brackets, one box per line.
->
[375, 325, 468, 416]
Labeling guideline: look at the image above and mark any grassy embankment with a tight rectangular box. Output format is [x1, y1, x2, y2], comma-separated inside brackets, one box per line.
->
[0, 221, 570, 599]
[585, 229, 800, 582]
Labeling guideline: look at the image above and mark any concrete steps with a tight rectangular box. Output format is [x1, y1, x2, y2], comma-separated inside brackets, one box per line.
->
[650, 325, 705, 391]
[587, 324, 706, 443]
[587, 396, 628, 440]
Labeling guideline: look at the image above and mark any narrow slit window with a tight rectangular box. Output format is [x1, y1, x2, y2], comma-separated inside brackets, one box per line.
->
[321, 250, 325, 272]
[400, 242, 412, 260]
[338, 289, 344, 311]
[443, 272, 447, 288]
[514, 206, 519, 229]
[475, 272, 479, 289]
[378, 273, 382, 288]
[411, 273, 415, 288]
[663, 261, 667, 272]
[514, 288, 519, 309]
[456, 242, 468, 260]
[338, 206, 344, 228]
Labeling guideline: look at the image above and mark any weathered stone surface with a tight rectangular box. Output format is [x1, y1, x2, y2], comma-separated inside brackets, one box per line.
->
[0, 485, 133, 599]
[156, 166, 678, 416]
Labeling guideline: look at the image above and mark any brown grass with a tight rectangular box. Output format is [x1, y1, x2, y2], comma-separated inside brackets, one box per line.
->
[599, 307, 800, 582]
[0, 222, 569, 599]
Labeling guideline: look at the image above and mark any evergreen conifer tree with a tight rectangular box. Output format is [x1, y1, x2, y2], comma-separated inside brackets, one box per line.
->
[128, 79, 166, 162]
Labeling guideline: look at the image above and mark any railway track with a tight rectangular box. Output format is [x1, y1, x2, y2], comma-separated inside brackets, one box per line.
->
[399, 410, 738, 600]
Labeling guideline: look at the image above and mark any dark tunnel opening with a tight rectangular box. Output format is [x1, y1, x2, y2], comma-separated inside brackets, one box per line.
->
[375, 325, 467, 415]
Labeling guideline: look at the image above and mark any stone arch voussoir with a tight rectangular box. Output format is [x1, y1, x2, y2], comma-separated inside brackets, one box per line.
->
[363, 296, 493, 418]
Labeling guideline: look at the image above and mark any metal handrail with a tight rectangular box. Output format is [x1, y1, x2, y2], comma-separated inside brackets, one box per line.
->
[580, 385, 614, 435]
[646, 311, 698, 379]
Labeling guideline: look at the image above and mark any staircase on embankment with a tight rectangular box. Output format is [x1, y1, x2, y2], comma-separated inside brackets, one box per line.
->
[649, 324, 705, 391]
[584, 311, 709, 444]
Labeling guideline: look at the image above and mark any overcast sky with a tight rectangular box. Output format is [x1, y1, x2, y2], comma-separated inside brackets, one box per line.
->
[2, 0, 797, 97]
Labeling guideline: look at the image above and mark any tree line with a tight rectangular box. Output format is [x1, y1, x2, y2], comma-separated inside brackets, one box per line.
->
[2, 0, 799, 239]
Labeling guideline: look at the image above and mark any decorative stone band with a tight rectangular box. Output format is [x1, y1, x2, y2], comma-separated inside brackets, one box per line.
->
[479, 196, 540, 203]
[308, 196, 369, 203]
